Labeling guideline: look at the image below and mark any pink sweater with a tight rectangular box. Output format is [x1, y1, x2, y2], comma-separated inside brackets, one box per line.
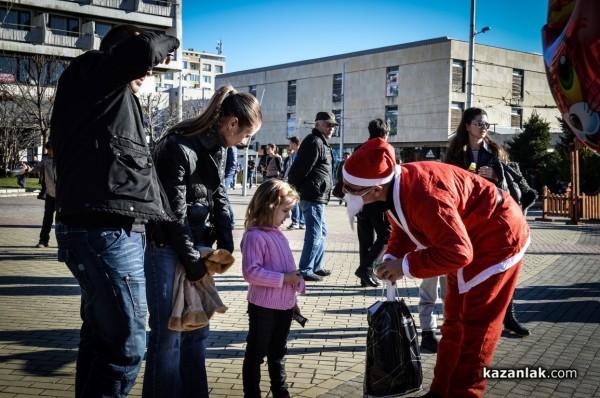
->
[240, 226, 305, 310]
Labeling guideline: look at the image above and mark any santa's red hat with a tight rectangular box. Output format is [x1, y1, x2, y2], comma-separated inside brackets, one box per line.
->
[343, 138, 399, 186]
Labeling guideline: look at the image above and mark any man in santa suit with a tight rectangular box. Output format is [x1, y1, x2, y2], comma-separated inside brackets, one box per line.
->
[342, 137, 530, 398]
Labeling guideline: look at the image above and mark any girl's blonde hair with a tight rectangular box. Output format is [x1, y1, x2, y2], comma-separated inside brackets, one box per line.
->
[245, 179, 299, 230]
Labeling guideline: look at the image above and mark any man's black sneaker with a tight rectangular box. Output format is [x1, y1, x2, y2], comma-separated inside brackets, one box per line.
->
[302, 273, 323, 282]
[314, 269, 331, 277]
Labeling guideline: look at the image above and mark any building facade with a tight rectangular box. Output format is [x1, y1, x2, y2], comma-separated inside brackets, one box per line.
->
[0, 0, 182, 160]
[216, 37, 560, 162]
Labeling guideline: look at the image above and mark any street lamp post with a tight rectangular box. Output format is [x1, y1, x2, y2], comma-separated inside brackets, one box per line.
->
[466, 0, 490, 109]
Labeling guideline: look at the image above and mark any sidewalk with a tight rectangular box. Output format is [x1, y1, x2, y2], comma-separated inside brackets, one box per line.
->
[0, 190, 598, 397]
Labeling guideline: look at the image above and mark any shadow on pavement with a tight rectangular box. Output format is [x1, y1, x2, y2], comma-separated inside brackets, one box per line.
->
[0, 329, 78, 376]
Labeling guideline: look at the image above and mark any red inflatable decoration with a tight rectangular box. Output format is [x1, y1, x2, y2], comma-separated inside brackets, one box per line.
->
[542, 0, 600, 154]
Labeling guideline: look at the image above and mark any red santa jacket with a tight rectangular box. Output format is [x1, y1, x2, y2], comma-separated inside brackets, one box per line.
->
[383, 162, 530, 293]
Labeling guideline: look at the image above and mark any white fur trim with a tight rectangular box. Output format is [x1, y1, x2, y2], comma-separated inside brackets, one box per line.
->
[457, 236, 531, 293]
[343, 165, 401, 187]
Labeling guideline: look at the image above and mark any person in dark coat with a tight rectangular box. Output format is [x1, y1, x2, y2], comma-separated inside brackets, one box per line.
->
[51, 24, 179, 397]
[288, 111, 336, 282]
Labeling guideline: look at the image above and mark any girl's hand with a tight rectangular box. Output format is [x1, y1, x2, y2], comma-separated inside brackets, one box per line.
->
[284, 271, 302, 285]
[375, 259, 405, 281]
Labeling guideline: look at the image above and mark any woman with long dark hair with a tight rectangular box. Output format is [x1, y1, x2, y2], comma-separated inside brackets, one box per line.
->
[445, 107, 531, 338]
[143, 84, 262, 397]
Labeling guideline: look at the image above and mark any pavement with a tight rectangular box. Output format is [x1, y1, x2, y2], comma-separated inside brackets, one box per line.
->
[0, 187, 599, 397]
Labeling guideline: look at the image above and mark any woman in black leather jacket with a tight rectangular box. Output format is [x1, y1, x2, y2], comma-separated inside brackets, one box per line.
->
[143, 84, 262, 398]
[445, 107, 531, 339]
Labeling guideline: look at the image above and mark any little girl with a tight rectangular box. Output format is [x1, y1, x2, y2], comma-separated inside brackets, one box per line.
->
[241, 178, 306, 398]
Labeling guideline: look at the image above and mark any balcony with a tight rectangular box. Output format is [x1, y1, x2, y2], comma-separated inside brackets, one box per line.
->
[89, 0, 176, 17]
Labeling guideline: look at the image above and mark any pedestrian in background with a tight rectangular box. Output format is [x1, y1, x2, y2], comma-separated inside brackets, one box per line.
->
[247, 155, 256, 188]
[241, 178, 305, 398]
[265, 143, 283, 180]
[33, 141, 57, 248]
[283, 136, 304, 229]
[144, 84, 262, 398]
[288, 111, 336, 282]
[354, 119, 392, 288]
[51, 24, 179, 397]
[444, 106, 532, 337]
[224, 145, 238, 228]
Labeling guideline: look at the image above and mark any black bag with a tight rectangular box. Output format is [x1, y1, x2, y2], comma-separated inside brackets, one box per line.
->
[364, 284, 422, 397]
[332, 181, 344, 199]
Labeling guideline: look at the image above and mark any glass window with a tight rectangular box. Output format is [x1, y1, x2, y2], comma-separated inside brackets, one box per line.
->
[182, 61, 188, 69]
[332, 74, 342, 102]
[452, 60, 466, 93]
[451, 102, 464, 132]
[0, 56, 17, 83]
[49, 15, 79, 37]
[0, 9, 30, 31]
[332, 110, 341, 137]
[164, 84, 173, 89]
[286, 113, 296, 139]
[215, 65, 223, 73]
[511, 108, 523, 128]
[249, 85, 257, 97]
[386, 106, 398, 136]
[164, 72, 174, 80]
[287, 80, 296, 107]
[202, 63, 211, 72]
[190, 63, 198, 70]
[203, 75, 211, 83]
[386, 66, 399, 97]
[95, 22, 113, 39]
[512, 69, 524, 100]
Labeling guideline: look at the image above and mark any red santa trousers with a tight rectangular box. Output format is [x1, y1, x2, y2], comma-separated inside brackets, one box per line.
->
[430, 261, 521, 397]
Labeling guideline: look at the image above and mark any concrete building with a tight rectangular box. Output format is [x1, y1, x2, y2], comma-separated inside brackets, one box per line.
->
[0, 0, 182, 160]
[216, 37, 561, 162]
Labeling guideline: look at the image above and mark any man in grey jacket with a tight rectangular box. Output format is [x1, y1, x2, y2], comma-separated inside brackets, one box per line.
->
[288, 111, 336, 281]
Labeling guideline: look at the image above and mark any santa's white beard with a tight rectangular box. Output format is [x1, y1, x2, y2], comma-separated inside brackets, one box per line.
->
[345, 194, 365, 231]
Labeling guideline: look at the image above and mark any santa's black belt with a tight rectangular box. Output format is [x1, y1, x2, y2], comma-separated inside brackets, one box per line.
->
[496, 187, 503, 207]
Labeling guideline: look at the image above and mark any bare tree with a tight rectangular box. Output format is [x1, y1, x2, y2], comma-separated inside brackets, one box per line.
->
[0, 50, 68, 167]
[9, 54, 67, 146]
[138, 91, 182, 143]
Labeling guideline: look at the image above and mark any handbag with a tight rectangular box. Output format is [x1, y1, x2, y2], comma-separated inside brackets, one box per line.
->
[332, 180, 344, 199]
[364, 281, 422, 397]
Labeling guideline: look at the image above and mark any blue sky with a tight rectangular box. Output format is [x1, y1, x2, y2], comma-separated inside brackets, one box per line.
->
[181, 0, 549, 73]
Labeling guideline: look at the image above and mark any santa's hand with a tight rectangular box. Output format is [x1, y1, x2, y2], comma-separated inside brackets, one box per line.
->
[375, 259, 404, 281]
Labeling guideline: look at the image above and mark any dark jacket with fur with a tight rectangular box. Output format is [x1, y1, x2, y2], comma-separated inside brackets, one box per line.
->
[149, 130, 234, 281]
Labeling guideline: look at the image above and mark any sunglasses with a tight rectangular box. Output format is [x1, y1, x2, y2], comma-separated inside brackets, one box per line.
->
[342, 183, 373, 196]
[472, 120, 490, 129]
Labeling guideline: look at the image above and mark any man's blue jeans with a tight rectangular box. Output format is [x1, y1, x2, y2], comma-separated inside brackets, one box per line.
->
[291, 202, 305, 227]
[298, 200, 327, 276]
[55, 223, 147, 398]
[143, 243, 210, 398]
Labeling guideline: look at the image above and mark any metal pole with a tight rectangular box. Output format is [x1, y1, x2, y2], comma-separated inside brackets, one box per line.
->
[340, 62, 345, 159]
[466, 0, 476, 109]
[178, 71, 183, 121]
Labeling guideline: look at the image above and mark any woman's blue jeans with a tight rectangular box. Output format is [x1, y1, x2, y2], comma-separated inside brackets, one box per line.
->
[143, 243, 210, 398]
[55, 223, 147, 398]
